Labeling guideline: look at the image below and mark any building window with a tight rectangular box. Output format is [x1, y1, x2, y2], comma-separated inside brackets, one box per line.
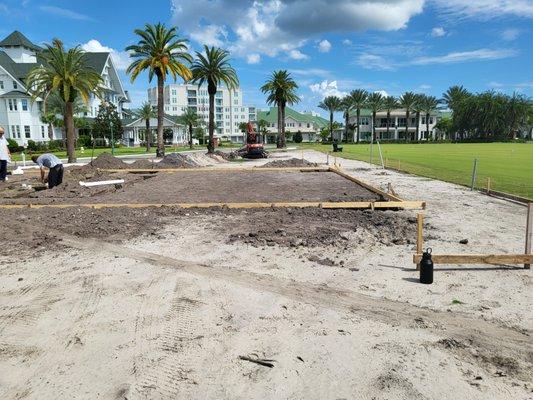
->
[16, 126, 21, 138]
[24, 126, 31, 139]
[0, 81, 3, 89]
[13, 81, 18, 89]
[8, 99, 13, 111]
[41, 126, 46, 139]
[21, 99, 28, 111]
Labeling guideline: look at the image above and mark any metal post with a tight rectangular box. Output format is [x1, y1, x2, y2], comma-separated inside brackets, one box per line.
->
[526, 203, 532, 269]
[110, 121, 115, 156]
[470, 159, 478, 190]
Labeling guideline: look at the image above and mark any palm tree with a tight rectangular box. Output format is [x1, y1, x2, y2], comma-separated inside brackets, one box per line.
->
[191, 46, 239, 154]
[340, 96, 354, 142]
[257, 119, 269, 143]
[261, 70, 300, 148]
[138, 102, 156, 151]
[318, 96, 343, 142]
[399, 92, 418, 142]
[421, 96, 439, 140]
[26, 41, 102, 162]
[178, 107, 204, 149]
[442, 85, 470, 111]
[349, 89, 369, 143]
[383, 96, 398, 139]
[126, 23, 192, 158]
[366, 92, 385, 143]
[413, 94, 425, 141]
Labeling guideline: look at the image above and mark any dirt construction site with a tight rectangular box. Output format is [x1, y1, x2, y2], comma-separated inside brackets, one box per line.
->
[0, 149, 531, 400]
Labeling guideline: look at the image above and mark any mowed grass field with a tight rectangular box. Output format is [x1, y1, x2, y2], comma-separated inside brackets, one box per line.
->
[301, 143, 533, 199]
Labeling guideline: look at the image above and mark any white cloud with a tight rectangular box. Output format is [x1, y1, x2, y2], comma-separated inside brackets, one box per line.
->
[342, 39, 353, 46]
[487, 81, 504, 88]
[246, 53, 261, 64]
[433, 0, 533, 19]
[288, 49, 309, 60]
[290, 68, 331, 78]
[39, 5, 93, 21]
[501, 28, 520, 41]
[81, 40, 130, 71]
[309, 80, 347, 98]
[374, 90, 389, 97]
[419, 84, 431, 90]
[357, 54, 394, 70]
[318, 39, 332, 53]
[171, 0, 424, 62]
[411, 48, 518, 65]
[431, 27, 446, 37]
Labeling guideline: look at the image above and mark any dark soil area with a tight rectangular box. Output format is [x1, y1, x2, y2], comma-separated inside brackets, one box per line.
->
[1, 170, 382, 205]
[0, 207, 416, 258]
[260, 158, 318, 168]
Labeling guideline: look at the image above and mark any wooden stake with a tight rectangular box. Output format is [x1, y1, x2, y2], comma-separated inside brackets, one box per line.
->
[526, 203, 532, 269]
[486, 177, 491, 194]
[416, 213, 424, 270]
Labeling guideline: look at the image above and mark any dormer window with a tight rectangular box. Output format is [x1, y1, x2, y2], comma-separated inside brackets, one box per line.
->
[13, 81, 18, 89]
[0, 81, 3, 90]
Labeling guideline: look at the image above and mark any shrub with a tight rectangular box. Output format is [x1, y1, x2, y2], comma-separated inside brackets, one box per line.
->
[7, 138, 21, 152]
[77, 135, 92, 148]
[293, 131, 303, 143]
[48, 140, 64, 151]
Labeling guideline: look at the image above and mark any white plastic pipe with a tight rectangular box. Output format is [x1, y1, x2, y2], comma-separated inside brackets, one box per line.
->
[79, 179, 125, 187]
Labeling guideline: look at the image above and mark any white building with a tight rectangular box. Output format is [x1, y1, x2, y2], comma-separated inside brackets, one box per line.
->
[257, 107, 329, 143]
[148, 83, 256, 143]
[0, 31, 129, 145]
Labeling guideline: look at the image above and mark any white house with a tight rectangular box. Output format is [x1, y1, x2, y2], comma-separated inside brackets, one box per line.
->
[122, 115, 187, 147]
[0, 31, 129, 145]
[257, 107, 329, 143]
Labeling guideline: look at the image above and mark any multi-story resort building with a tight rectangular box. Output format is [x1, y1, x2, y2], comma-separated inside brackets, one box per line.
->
[148, 84, 257, 143]
[257, 107, 329, 143]
[0, 31, 130, 145]
[347, 108, 445, 141]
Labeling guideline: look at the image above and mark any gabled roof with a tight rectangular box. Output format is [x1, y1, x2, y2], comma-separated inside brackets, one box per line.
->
[0, 31, 42, 52]
[257, 107, 329, 128]
[0, 90, 29, 98]
[84, 52, 110, 74]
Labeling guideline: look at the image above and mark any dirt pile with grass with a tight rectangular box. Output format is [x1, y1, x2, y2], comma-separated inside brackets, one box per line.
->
[259, 158, 318, 168]
[158, 153, 201, 168]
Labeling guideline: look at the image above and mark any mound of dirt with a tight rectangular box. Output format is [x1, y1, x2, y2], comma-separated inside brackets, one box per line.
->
[208, 150, 234, 162]
[158, 153, 200, 168]
[88, 153, 128, 169]
[129, 159, 157, 169]
[259, 158, 318, 168]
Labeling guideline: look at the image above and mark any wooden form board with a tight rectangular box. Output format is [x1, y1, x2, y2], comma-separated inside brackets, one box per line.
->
[100, 166, 331, 173]
[413, 253, 533, 265]
[0, 200, 426, 210]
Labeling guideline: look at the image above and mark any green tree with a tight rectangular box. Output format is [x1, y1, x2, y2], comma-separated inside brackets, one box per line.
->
[93, 102, 123, 144]
[126, 23, 192, 157]
[421, 95, 439, 140]
[261, 70, 300, 148]
[191, 46, 239, 153]
[293, 130, 303, 143]
[257, 119, 269, 143]
[340, 96, 354, 142]
[138, 102, 156, 152]
[366, 92, 385, 143]
[178, 107, 205, 149]
[348, 89, 368, 143]
[399, 92, 418, 142]
[318, 96, 343, 142]
[435, 116, 452, 140]
[27, 40, 103, 162]
[238, 122, 248, 133]
[413, 94, 425, 141]
[442, 85, 470, 140]
[383, 96, 398, 139]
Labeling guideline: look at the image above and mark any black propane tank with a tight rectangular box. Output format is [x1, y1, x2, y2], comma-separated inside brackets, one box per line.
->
[420, 248, 434, 284]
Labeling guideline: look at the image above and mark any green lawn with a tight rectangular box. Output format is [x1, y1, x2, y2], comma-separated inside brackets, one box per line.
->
[300, 143, 533, 199]
[9, 144, 239, 162]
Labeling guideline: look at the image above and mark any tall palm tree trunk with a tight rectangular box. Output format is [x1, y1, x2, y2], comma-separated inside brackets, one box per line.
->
[356, 109, 360, 143]
[189, 123, 193, 150]
[276, 104, 282, 148]
[426, 113, 431, 141]
[415, 111, 420, 141]
[280, 103, 287, 148]
[386, 111, 391, 139]
[371, 112, 377, 143]
[207, 80, 216, 154]
[65, 102, 76, 163]
[145, 118, 151, 152]
[329, 112, 334, 142]
[156, 74, 165, 157]
[344, 112, 349, 142]
[405, 111, 410, 142]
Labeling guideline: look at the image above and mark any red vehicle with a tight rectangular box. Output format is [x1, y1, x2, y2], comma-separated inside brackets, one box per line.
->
[239, 122, 268, 159]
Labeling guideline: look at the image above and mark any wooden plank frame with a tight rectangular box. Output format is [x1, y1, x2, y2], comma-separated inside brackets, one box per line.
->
[2, 166, 426, 211]
[413, 253, 533, 265]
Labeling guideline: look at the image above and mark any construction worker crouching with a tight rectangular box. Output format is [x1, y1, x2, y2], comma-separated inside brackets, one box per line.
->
[31, 154, 64, 189]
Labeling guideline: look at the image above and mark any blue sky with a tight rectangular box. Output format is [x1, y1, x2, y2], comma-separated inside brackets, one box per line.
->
[0, 0, 531, 119]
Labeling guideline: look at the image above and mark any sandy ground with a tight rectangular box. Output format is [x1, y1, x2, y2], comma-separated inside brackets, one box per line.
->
[0, 150, 531, 399]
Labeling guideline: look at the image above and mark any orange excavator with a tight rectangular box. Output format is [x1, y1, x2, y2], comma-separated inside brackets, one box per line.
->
[238, 121, 268, 159]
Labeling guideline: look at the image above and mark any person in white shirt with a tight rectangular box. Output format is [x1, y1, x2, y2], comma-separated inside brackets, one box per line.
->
[0, 126, 11, 182]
